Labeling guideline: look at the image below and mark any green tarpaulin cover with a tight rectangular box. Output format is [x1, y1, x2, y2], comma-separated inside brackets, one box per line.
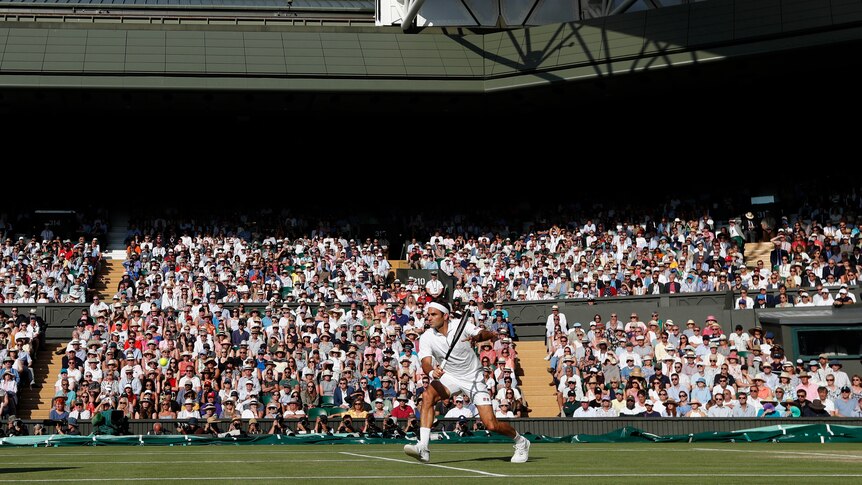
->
[1, 424, 858, 447]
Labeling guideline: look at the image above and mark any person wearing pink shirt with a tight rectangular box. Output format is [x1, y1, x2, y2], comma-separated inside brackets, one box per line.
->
[795, 372, 819, 400]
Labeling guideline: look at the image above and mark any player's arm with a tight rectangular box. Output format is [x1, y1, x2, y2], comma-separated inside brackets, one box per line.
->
[417, 330, 444, 378]
[420, 356, 434, 375]
[467, 329, 498, 344]
[421, 356, 444, 379]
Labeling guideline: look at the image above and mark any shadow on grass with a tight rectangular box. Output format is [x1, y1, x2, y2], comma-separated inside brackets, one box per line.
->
[0, 467, 77, 474]
[436, 456, 546, 464]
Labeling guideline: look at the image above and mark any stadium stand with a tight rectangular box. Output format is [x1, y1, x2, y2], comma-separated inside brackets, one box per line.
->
[13, 184, 862, 431]
[0, 209, 107, 421]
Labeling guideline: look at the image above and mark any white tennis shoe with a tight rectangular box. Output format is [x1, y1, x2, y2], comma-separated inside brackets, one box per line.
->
[511, 437, 530, 463]
[404, 443, 430, 463]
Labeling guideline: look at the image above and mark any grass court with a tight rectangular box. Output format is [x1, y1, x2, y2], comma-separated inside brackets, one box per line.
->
[3, 442, 862, 484]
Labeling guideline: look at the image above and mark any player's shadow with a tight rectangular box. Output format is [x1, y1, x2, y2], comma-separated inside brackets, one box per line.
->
[0, 467, 77, 474]
[437, 456, 545, 464]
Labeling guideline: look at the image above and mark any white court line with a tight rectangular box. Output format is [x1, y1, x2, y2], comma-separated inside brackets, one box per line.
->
[693, 447, 862, 459]
[9, 460, 365, 465]
[5, 474, 862, 482]
[340, 451, 507, 477]
[0, 477, 478, 482]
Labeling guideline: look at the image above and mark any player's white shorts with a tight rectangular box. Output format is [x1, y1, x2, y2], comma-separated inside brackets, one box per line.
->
[438, 369, 492, 406]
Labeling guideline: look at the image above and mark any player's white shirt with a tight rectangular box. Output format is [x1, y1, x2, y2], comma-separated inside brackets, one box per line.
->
[418, 317, 481, 377]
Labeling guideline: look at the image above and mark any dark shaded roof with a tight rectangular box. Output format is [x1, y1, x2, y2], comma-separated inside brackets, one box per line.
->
[0, 0, 372, 9]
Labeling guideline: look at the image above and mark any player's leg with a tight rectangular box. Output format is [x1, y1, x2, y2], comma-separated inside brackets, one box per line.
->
[475, 403, 516, 438]
[475, 404, 530, 463]
[404, 380, 450, 463]
[468, 373, 530, 463]
[420, 381, 449, 430]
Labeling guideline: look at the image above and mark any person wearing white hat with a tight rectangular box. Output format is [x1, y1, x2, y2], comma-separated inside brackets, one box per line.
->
[545, 305, 568, 356]
[495, 399, 516, 418]
[833, 288, 855, 307]
[444, 395, 475, 419]
[572, 399, 596, 418]
[425, 271, 444, 299]
[814, 288, 834, 306]
[841, 286, 857, 303]
[795, 291, 815, 307]
[177, 398, 201, 419]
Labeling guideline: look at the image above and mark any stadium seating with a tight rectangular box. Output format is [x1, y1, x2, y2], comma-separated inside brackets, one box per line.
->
[27, 187, 862, 427]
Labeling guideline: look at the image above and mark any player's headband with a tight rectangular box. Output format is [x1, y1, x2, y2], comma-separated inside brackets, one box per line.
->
[428, 302, 449, 314]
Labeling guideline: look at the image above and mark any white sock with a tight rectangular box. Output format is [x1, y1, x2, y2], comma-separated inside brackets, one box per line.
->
[419, 427, 431, 448]
[514, 432, 524, 443]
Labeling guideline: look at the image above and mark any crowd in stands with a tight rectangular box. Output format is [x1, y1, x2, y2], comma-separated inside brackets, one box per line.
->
[44, 297, 523, 435]
[411, 215, 861, 306]
[0, 237, 104, 304]
[0, 209, 108, 243]
[0, 211, 106, 304]
[113, 191, 862, 310]
[15, 186, 862, 434]
[0, 209, 106, 422]
[0, 308, 43, 418]
[399, 188, 862, 308]
[13, 210, 528, 435]
[547, 309, 862, 418]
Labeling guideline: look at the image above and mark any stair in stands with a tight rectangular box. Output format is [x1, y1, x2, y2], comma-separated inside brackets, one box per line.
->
[94, 208, 130, 301]
[516, 340, 561, 417]
[106, 209, 129, 252]
[16, 342, 65, 420]
[93, 258, 127, 301]
[744, 242, 775, 270]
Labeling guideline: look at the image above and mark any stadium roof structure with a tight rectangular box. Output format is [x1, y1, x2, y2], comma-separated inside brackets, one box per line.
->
[0, 0, 372, 8]
[1, 0, 859, 90]
[0, 0, 860, 116]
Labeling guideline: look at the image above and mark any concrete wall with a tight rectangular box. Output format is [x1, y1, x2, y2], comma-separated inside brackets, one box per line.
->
[8, 288, 861, 343]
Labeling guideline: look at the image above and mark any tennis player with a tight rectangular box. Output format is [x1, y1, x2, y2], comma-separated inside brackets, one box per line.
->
[404, 301, 530, 463]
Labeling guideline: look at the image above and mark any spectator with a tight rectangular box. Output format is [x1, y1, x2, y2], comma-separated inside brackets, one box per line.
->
[731, 391, 757, 417]
[493, 400, 515, 418]
[49, 396, 69, 421]
[444, 396, 474, 419]
[707, 394, 732, 417]
[572, 399, 595, 417]
[757, 402, 781, 417]
[805, 399, 831, 417]
[390, 393, 415, 419]
[684, 399, 705, 417]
